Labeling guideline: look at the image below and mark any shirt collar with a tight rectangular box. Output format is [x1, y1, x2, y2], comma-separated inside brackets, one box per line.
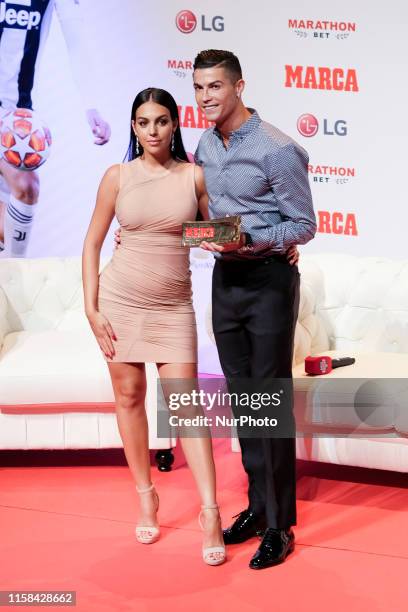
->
[213, 108, 261, 141]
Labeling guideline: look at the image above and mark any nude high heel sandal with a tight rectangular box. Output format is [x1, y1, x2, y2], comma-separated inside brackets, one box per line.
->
[135, 484, 160, 544]
[199, 504, 226, 566]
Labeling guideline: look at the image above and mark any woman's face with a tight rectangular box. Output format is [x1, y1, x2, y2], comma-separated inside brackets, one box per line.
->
[132, 100, 176, 157]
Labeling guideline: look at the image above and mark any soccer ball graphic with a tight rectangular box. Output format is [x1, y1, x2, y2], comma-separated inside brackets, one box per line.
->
[0, 108, 52, 171]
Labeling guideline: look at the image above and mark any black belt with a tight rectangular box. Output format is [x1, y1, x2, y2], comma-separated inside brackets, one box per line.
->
[217, 253, 288, 265]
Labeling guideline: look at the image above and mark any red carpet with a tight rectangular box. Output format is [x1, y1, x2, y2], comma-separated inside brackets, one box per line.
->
[0, 440, 407, 611]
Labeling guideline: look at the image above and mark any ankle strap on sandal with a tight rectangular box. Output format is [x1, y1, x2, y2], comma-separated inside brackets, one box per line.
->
[136, 483, 155, 494]
[201, 504, 219, 510]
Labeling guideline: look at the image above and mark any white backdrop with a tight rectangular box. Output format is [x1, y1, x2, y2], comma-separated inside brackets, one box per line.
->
[3, 0, 408, 373]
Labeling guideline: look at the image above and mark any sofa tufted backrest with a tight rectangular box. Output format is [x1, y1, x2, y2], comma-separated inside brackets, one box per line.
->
[299, 254, 408, 355]
[0, 257, 109, 338]
[294, 257, 329, 364]
[1, 254, 407, 360]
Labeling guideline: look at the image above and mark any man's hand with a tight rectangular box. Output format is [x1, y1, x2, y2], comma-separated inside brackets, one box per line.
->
[86, 109, 111, 145]
[200, 233, 245, 253]
[114, 227, 121, 250]
[286, 245, 299, 266]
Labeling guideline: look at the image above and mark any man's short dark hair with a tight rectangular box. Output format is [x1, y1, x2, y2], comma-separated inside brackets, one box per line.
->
[193, 50, 242, 82]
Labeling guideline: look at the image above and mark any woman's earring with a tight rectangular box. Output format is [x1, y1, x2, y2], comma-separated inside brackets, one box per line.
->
[136, 136, 139, 155]
[171, 134, 175, 152]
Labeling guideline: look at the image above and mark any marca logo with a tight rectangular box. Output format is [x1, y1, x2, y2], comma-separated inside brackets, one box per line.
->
[309, 164, 355, 184]
[0, 1, 41, 30]
[176, 10, 224, 34]
[177, 106, 214, 129]
[317, 211, 358, 236]
[288, 18, 356, 40]
[168, 60, 193, 71]
[285, 65, 359, 92]
[297, 114, 348, 137]
[168, 59, 193, 79]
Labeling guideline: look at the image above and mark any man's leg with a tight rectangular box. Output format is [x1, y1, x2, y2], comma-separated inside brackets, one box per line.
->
[0, 160, 39, 257]
[212, 259, 267, 515]
[244, 259, 300, 529]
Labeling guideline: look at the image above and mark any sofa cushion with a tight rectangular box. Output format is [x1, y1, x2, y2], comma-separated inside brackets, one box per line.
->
[0, 329, 115, 412]
[293, 351, 408, 434]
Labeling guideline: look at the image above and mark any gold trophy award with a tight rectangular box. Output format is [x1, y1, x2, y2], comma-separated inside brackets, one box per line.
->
[181, 216, 241, 247]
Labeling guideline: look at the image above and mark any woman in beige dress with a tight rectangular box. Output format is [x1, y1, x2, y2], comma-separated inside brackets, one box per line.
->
[82, 88, 225, 565]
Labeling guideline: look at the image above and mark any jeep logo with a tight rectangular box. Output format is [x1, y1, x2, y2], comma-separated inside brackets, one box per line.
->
[0, 1, 42, 31]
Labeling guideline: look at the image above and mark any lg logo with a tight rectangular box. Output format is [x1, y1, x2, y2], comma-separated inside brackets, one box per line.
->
[297, 113, 348, 137]
[297, 113, 318, 137]
[176, 10, 224, 33]
[176, 10, 196, 33]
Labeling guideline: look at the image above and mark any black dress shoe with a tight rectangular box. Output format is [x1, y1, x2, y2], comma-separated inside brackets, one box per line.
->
[249, 528, 295, 569]
[223, 509, 266, 545]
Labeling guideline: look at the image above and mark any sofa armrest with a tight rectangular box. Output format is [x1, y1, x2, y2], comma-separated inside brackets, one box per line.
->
[0, 286, 9, 351]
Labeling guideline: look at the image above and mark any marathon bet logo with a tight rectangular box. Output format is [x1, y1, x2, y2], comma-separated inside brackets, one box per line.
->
[308, 164, 355, 185]
[288, 19, 356, 40]
[285, 65, 359, 92]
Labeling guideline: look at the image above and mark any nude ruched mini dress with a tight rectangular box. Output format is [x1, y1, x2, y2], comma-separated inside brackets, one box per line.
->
[98, 158, 198, 363]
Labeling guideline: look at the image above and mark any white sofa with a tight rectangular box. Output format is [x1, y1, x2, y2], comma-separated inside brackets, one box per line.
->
[1, 254, 408, 472]
[291, 254, 408, 473]
[0, 257, 175, 468]
[226, 254, 408, 472]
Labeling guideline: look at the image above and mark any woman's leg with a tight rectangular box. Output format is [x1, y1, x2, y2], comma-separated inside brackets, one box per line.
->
[108, 362, 157, 529]
[158, 362, 224, 554]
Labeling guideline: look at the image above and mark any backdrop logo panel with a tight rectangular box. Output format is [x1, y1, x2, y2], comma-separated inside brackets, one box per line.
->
[309, 164, 356, 185]
[288, 18, 357, 40]
[317, 211, 358, 236]
[175, 10, 224, 33]
[297, 114, 348, 137]
[168, 58, 193, 80]
[1, 0, 406, 374]
[285, 65, 359, 91]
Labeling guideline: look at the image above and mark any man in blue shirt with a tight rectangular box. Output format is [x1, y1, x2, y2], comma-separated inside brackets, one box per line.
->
[194, 49, 316, 569]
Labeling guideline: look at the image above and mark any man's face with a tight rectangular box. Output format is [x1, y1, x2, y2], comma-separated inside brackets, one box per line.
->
[193, 66, 242, 126]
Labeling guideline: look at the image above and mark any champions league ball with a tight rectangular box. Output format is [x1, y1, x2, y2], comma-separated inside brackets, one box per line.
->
[0, 108, 52, 171]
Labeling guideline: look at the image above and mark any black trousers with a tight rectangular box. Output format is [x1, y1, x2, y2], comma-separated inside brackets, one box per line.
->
[212, 256, 300, 529]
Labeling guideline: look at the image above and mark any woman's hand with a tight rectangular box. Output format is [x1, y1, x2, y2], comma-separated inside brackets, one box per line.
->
[87, 311, 117, 358]
[286, 245, 299, 266]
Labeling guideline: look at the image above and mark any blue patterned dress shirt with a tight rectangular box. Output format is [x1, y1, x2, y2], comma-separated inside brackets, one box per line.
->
[194, 109, 316, 260]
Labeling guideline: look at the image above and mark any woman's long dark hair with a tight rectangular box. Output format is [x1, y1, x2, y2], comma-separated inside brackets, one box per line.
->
[125, 88, 188, 162]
